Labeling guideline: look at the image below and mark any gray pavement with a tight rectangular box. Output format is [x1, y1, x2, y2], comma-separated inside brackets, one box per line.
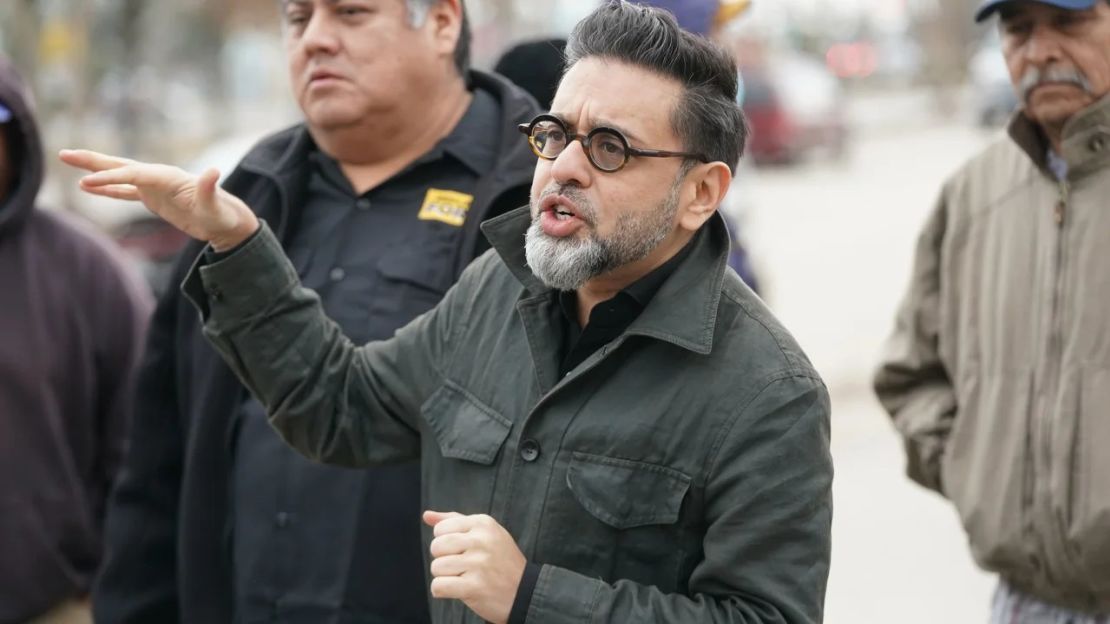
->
[739, 97, 1001, 622]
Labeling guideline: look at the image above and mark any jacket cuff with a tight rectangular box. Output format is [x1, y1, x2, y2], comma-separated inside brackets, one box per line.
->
[181, 221, 297, 325]
[525, 564, 603, 623]
[507, 562, 541, 624]
[204, 225, 262, 263]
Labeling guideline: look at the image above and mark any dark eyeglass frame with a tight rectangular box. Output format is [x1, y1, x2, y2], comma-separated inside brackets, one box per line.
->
[517, 114, 709, 173]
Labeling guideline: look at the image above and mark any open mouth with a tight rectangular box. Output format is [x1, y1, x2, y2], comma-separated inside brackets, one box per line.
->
[552, 205, 577, 221]
[538, 194, 587, 238]
[542, 195, 582, 221]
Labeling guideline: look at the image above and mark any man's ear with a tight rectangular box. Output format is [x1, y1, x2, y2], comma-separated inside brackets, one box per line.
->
[678, 161, 732, 233]
[426, 0, 464, 60]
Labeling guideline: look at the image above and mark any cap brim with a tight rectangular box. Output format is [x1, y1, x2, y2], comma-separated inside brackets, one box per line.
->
[976, 0, 1099, 22]
[975, 0, 1005, 21]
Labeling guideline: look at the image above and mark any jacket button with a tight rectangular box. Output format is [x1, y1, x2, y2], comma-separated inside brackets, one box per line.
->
[1090, 136, 1106, 152]
[355, 198, 371, 211]
[520, 439, 541, 462]
[206, 286, 223, 301]
[275, 512, 290, 528]
[329, 267, 346, 282]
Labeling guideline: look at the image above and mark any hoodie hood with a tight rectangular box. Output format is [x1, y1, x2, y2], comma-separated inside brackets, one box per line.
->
[0, 56, 44, 235]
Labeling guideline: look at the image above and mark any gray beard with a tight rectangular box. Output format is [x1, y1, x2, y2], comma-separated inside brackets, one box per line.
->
[524, 181, 681, 291]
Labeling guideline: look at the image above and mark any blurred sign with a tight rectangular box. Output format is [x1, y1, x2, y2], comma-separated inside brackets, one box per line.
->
[40, 20, 85, 64]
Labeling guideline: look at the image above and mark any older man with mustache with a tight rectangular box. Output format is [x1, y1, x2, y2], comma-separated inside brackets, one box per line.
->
[83, 2, 538, 623]
[874, 0, 1110, 622]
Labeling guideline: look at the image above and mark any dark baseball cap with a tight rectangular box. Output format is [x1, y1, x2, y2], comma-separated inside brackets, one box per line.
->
[976, 0, 1098, 22]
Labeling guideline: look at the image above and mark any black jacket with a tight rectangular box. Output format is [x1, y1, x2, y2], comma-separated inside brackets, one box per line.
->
[92, 70, 538, 624]
[0, 57, 151, 623]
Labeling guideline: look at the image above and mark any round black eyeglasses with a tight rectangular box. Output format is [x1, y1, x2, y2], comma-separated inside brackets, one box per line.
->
[518, 114, 708, 173]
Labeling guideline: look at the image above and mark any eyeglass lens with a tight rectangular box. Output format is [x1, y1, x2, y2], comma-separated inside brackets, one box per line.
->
[530, 121, 629, 172]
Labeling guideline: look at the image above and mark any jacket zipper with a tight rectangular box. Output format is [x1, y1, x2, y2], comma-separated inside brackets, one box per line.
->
[1038, 179, 1070, 579]
[1053, 181, 1069, 226]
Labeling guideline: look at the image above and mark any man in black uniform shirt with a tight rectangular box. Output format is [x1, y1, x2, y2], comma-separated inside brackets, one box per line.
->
[91, 1, 537, 622]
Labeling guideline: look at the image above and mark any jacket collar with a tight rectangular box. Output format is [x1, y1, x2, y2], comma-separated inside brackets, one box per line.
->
[481, 206, 730, 355]
[1008, 92, 1110, 178]
[239, 124, 316, 180]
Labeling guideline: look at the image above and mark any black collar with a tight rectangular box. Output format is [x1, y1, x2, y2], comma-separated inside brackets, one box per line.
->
[557, 236, 695, 329]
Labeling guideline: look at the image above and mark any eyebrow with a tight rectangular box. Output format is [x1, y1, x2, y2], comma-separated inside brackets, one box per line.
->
[549, 113, 644, 145]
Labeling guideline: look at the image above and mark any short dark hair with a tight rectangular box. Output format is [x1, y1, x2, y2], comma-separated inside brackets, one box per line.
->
[564, 0, 748, 173]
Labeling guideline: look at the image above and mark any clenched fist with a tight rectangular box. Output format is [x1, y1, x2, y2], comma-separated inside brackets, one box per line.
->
[424, 511, 528, 624]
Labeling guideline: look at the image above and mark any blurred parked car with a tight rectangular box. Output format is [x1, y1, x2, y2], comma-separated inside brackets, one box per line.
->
[741, 53, 850, 165]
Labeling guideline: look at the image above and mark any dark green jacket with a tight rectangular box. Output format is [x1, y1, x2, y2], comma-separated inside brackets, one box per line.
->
[183, 207, 833, 623]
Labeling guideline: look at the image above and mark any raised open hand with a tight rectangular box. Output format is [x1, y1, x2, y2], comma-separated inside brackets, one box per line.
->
[59, 149, 259, 251]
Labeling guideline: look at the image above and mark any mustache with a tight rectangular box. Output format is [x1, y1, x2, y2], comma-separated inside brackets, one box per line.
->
[534, 184, 596, 224]
[1020, 66, 1093, 101]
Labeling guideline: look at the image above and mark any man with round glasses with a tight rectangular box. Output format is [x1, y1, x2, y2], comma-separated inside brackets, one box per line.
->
[61, 1, 833, 622]
[520, 115, 707, 173]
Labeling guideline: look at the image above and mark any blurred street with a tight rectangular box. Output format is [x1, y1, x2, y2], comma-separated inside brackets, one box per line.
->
[745, 89, 998, 623]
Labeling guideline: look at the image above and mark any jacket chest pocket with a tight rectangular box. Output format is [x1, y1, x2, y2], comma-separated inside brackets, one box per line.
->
[420, 381, 511, 515]
[538, 451, 695, 591]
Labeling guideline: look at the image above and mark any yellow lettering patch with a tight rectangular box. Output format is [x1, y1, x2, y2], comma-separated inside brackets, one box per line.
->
[418, 189, 474, 227]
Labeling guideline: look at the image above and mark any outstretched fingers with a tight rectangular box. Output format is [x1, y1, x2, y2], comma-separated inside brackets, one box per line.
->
[58, 149, 135, 173]
[79, 184, 142, 202]
[79, 163, 186, 194]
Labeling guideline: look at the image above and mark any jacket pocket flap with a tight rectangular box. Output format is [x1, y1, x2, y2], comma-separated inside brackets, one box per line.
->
[566, 452, 691, 529]
[421, 382, 511, 465]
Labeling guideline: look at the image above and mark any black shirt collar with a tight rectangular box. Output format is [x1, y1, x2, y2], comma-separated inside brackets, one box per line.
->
[558, 236, 696, 330]
[437, 89, 499, 177]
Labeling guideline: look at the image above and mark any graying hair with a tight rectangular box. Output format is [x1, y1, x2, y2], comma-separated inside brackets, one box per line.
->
[564, 0, 747, 173]
[404, 0, 434, 25]
[406, 0, 470, 73]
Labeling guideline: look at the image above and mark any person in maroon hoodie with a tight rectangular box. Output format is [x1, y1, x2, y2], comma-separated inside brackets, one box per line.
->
[0, 56, 152, 624]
